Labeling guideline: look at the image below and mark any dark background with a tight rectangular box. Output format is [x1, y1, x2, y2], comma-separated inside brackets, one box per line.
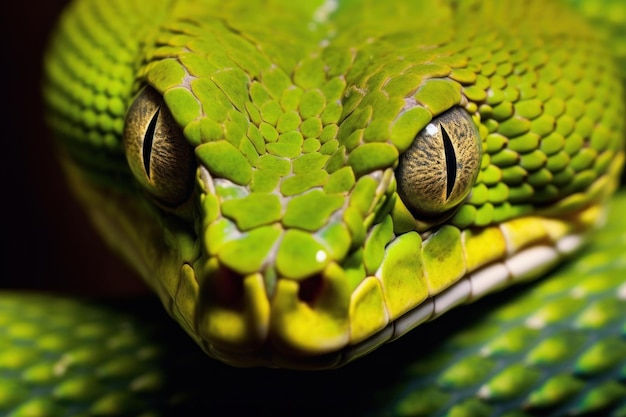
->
[2, 2, 145, 295]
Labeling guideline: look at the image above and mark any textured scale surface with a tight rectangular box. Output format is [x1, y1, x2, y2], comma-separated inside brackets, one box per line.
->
[2, 0, 624, 414]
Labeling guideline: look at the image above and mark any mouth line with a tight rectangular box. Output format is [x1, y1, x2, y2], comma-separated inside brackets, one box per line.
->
[341, 233, 584, 364]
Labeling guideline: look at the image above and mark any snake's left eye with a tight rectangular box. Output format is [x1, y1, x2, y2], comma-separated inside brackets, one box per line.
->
[396, 107, 481, 220]
[123, 86, 195, 206]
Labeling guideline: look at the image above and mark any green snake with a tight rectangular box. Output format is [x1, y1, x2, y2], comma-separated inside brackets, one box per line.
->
[2, 0, 625, 415]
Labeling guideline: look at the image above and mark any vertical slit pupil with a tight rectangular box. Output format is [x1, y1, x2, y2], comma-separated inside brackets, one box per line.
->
[440, 124, 457, 200]
[143, 107, 160, 179]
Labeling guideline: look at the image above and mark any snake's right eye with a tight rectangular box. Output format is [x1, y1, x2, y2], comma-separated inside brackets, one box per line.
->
[123, 86, 195, 206]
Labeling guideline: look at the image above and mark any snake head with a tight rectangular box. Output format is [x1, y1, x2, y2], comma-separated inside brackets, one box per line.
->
[45, 0, 624, 369]
[121, 53, 494, 367]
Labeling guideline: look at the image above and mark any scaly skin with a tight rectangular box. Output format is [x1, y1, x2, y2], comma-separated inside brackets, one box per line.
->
[1, 0, 617, 413]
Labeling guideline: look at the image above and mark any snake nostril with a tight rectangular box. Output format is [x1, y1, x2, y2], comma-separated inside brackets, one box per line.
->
[214, 265, 244, 308]
[297, 274, 324, 306]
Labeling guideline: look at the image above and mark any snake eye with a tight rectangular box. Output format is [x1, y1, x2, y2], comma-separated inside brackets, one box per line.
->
[396, 107, 481, 220]
[123, 86, 195, 206]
